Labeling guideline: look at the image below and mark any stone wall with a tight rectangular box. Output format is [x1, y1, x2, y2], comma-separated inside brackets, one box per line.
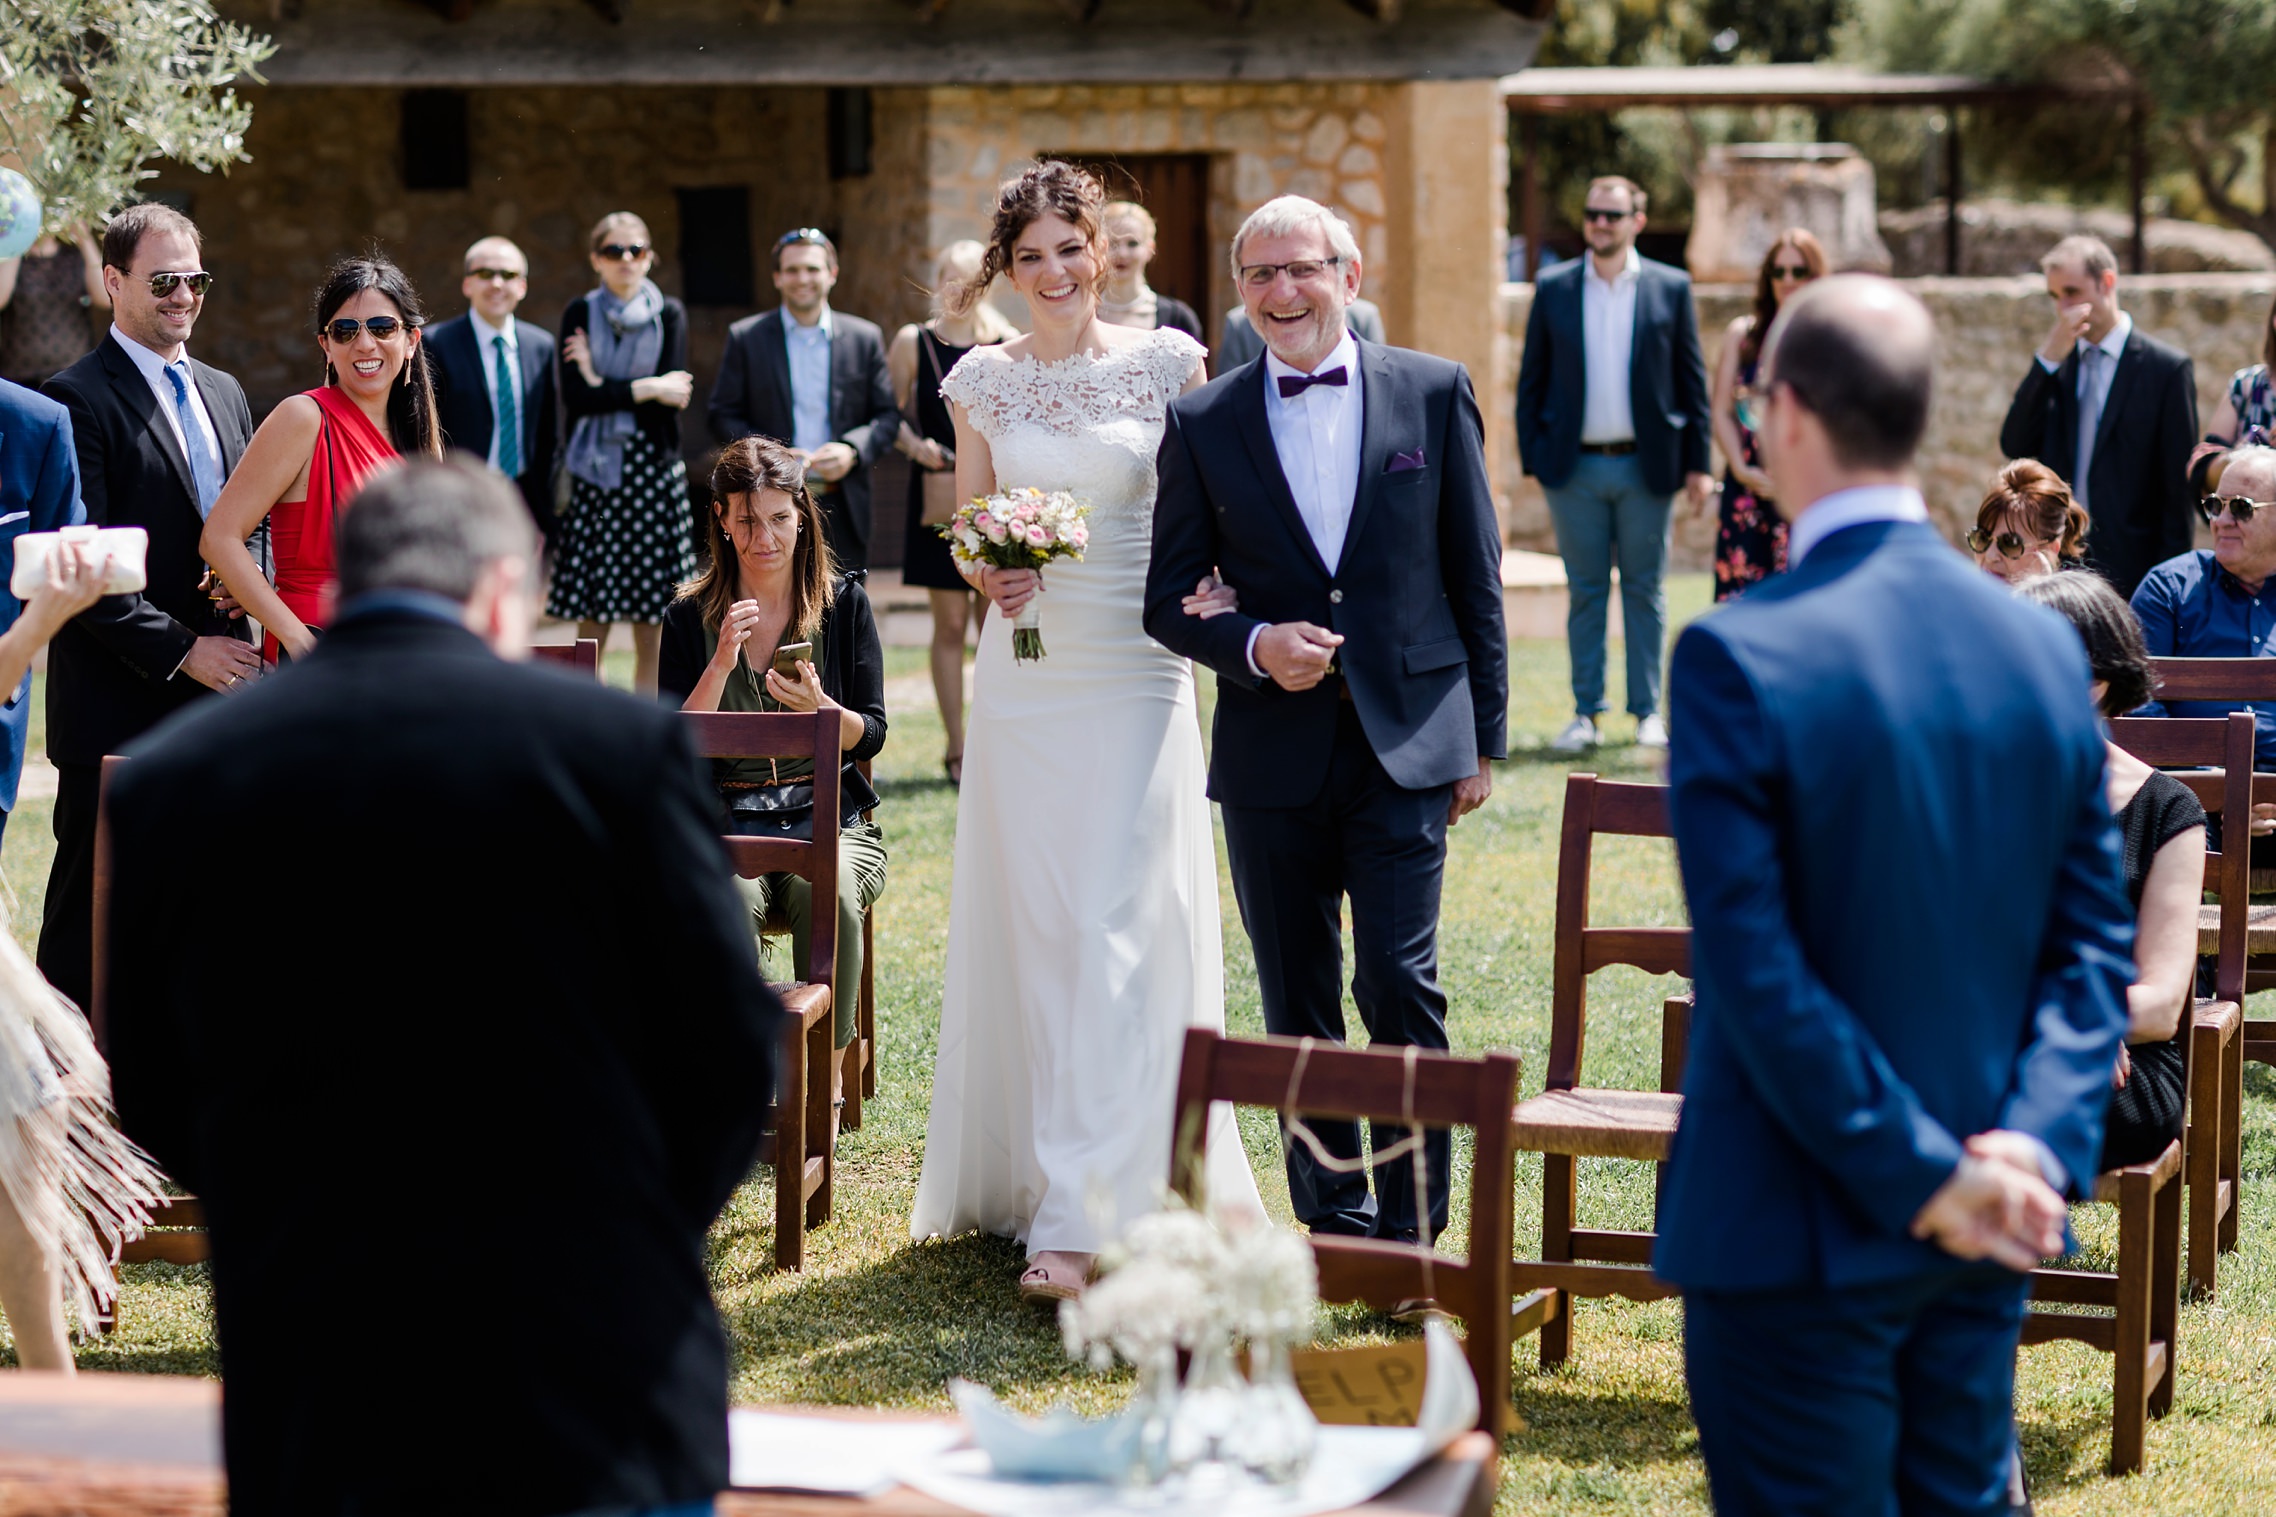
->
[1498, 273, 2276, 568]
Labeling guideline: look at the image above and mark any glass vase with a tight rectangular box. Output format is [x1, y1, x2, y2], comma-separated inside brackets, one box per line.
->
[1171, 1332, 1244, 1493]
[1237, 1336, 1318, 1487]
[1121, 1346, 1180, 1499]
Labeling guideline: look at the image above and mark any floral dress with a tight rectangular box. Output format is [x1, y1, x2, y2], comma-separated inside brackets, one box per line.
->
[1715, 349, 1787, 601]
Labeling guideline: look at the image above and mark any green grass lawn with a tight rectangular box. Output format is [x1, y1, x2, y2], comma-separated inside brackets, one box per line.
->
[17, 578, 2276, 1512]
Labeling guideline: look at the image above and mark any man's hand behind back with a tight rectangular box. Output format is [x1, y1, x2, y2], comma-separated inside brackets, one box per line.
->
[1910, 1151, 2065, 1272]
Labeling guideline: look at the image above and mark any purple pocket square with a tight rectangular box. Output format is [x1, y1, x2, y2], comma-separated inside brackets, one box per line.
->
[1386, 447, 1427, 474]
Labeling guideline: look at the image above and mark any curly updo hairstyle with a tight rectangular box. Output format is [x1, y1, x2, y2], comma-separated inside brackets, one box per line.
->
[2013, 569, 2155, 718]
[944, 159, 1108, 318]
[1977, 458, 2089, 562]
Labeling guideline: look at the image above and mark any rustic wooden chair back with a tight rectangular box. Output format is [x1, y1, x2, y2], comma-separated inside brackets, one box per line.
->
[681, 709, 844, 1269]
[1509, 773, 1692, 1372]
[2018, 712, 2251, 1475]
[527, 638, 602, 678]
[1168, 1028, 1537, 1432]
[91, 755, 206, 1274]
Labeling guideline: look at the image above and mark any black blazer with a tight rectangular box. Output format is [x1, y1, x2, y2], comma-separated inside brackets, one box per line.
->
[425, 311, 559, 529]
[105, 608, 780, 1517]
[560, 293, 688, 456]
[1145, 341, 1508, 806]
[705, 308, 898, 557]
[1999, 326, 2197, 599]
[657, 576, 888, 765]
[40, 335, 259, 766]
[1514, 255, 1711, 495]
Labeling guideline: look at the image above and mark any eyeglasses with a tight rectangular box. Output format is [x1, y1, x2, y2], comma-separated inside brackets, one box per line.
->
[1966, 525, 2041, 558]
[2200, 494, 2272, 525]
[144, 271, 214, 298]
[1769, 264, 1811, 281]
[466, 266, 525, 283]
[1582, 208, 1633, 225]
[1238, 257, 1343, 290]
[597, 243, 649, 261]
[322, 315, 408, 343]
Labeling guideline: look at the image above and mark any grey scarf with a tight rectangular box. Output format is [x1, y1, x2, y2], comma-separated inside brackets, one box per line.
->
[564, 278, 666, 491]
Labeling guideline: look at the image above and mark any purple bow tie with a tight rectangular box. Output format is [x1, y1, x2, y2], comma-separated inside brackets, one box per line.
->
[1276, 365, 1349, 399]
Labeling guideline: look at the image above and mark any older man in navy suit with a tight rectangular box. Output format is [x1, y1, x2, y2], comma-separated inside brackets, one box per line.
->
[0, 377, 84, 844]
[1147, 195, 1506, 1244]
[1516, 175, 1713, 753]
[1660, 275, 2134, 1515]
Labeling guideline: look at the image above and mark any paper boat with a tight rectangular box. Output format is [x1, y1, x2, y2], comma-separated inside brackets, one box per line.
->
[949, 1379, 1144, 1482]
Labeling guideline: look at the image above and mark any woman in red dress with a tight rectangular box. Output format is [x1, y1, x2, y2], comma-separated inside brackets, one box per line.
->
[204, 257, 442, 666]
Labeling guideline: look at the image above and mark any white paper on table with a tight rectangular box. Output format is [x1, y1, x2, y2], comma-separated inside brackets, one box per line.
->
[727, 1410, 963, 1495]
[898, 1319, 1480, 1517]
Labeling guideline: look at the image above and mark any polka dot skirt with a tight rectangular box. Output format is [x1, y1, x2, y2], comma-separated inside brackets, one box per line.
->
[548, 429, 698, 624]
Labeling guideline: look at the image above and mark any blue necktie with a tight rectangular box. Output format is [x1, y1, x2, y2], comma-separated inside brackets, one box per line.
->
[1277, 365, 1349, 399]
[492, 334, 522, 478]
[164, 362, 221, 518]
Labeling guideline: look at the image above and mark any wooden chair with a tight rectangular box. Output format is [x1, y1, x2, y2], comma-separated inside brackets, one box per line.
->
[528, 637, 602, 678]
[90, 755, 208, 1269]
[682, 709, 843, 1271]
[1167, 1028, 1547, 1433]
[2018, 712, 2249, 1474]
[1506, 774, 1689, 1369]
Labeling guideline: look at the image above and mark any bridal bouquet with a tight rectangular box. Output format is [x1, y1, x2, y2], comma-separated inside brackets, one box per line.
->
[938, 487, 1090, 662]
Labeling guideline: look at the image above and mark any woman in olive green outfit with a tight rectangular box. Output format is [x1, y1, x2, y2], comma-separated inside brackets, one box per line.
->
[661, 436, 887, 1063]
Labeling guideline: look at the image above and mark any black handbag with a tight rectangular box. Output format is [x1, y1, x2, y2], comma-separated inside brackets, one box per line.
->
[723, 763, 880, 840]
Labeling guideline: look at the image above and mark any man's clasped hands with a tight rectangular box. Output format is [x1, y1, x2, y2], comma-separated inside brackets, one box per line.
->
[1911, 1131, 2068, 1272]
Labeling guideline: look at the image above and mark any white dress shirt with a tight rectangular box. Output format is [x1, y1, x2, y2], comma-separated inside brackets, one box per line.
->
[1785, 483, 1929, 567]
[110, 322, 224, 489]
[1579, 246, 1641, 445]
[785, 305, 834, 457]
[2036, 312, 2131, 509]
[1245, 331, 1365, 677]
[470, 309, 524, 473]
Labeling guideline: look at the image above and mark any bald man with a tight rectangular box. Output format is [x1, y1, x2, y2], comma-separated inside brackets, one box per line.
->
[425, 235, 559, 536]
[1656, 276, 2132, 1514]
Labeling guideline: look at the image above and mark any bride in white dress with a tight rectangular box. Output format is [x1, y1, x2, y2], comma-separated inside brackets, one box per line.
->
[910, 161, 1263, 1300]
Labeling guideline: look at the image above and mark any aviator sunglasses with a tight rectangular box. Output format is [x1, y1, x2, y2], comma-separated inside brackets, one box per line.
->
[2200, 494, 2274, 526]
[597, 242, 650, 261]
[322, 315, 408, 343]
[1966, 525, 2041, 559]
[144, 271, 215, 298]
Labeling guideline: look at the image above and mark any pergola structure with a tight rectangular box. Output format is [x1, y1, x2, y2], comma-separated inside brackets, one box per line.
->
[1503, 64, 2147, 282]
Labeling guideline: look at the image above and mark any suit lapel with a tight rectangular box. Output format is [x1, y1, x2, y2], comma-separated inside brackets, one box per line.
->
[100, 337, 199, 504]
[2092, 332, 2143, 466]
[191, 362, 244, 475]
[1230, 358, 1332, 581]
[454, 321, 496, 444]
[763, 312, 793, 425]
[1338, 341, 1394, 574]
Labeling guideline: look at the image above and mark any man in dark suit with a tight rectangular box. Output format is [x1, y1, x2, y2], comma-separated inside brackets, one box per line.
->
[1661, 275, 2133, 1514]
[1999, 234, 2197, 599]
[1515, 175, 1712, 754]
[424, 234, 559, 537]
[1146, 195, 1507, 1243]
[707, 228, 898, 569]
[106, 459, 779, 1517]
[39, 203, 261, 1013]
[0, 378, 85, 844]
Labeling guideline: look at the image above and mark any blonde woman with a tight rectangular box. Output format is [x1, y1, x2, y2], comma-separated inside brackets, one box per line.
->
[887, 242, 1017, 785]
[1098, 201, 1203, 340]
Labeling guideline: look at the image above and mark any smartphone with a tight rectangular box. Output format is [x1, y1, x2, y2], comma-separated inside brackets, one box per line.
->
[771, 641, 814, 678]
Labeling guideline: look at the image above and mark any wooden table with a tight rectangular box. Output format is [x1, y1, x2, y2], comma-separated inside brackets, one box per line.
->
[0, 1374, 1496, 1517]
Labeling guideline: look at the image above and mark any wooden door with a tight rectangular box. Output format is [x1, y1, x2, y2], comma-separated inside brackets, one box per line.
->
[1057, 152, 1214, 338]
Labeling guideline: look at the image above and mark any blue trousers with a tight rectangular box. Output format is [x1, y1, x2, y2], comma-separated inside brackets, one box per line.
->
[1221, 703, 1452, 1242]
[1683, 1269, 2030, 1517]
[1544, 452, 1673, 720]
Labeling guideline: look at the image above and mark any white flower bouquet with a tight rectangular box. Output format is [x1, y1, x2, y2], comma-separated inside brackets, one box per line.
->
[938, 487, 1090, 662]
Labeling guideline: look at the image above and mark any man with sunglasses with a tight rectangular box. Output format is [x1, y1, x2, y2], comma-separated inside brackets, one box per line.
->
[1999, 234, 2196, 600]
[37, 202, 261, 1015]
[2130, 447, 2276, 781]
[424, 236, 558, 539]
[1515, 175, 1714, 755]
[707, 228, 898, 570]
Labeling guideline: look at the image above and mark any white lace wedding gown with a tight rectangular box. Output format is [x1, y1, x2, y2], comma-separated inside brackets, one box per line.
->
[910, 328, 1264, 1254]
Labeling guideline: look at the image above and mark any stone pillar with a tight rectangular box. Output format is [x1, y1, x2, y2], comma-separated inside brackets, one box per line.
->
[1685, 143, 1892, 284]
[1383, 79, 1511, 524]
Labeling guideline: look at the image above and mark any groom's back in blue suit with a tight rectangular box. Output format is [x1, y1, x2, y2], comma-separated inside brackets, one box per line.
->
[1659, 276, 2132, 1517]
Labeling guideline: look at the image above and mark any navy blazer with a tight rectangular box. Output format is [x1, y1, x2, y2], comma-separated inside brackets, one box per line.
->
[0, 379, 84, 808]
[424, 312, 559, 529]
[1997, 327, 2196, 600]
[705, 308, 898, 556]
[1514, 256, 1710, 495]
[1657, 520, 2134, 1293]
[1144, 341, 1507, 806]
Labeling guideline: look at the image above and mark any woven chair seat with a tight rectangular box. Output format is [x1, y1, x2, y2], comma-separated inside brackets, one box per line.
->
[1511, 1087, 1681, 1162]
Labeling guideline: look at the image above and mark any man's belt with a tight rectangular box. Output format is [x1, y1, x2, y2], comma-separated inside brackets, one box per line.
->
[1579, 440, 1639, 456]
